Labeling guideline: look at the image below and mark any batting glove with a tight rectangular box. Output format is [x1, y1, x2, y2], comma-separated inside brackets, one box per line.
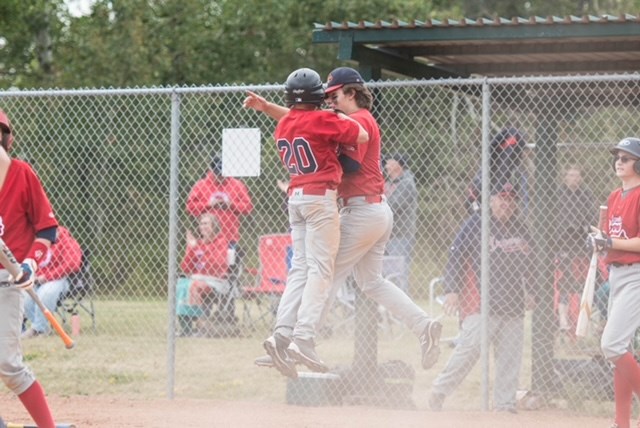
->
[13, 258, 37, 290]
[587, 233, 612, 253]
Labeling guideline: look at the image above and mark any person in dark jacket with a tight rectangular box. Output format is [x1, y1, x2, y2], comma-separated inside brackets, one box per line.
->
[429, 180, 533, 413]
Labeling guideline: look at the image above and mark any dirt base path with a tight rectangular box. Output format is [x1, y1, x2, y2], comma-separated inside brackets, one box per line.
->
[0, 395, 611, 428]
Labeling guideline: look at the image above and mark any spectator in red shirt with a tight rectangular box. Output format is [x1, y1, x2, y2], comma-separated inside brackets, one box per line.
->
[185, 154, 253, 245]
[23, 226, 82, 338]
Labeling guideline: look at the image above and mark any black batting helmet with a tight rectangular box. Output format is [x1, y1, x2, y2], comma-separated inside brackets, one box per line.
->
[284, 68, 324, 108]
[610, 137, 640, 174]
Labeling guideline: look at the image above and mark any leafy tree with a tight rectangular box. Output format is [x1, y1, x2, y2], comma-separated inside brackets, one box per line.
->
[3, 0, 640, 87]
[0, 0, 65, 88]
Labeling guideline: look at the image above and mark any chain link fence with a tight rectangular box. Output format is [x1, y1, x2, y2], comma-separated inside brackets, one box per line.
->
[2, 73, 637, 413]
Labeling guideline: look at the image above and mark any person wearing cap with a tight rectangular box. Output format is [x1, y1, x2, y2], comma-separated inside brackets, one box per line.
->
[429, 181, 533, 413]
[243, 66, 442, 373]
[465, 127, 527, 215]
[186, 153, 253, 325]
[383, 152, 418, 294]
[0, 108, 59, 427]
[594, 138, 640, 428]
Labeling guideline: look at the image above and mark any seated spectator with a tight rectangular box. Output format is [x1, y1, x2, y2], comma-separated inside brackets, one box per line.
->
[22, 226, 82, 338]
[185, 154, 253, 323]
[177, 213, 231, 336]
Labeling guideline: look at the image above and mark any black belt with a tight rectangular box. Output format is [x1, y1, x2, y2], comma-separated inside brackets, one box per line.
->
[611, 262, 638, 267]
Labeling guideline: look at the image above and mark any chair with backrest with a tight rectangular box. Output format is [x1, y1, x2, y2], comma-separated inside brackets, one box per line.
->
[56, 247, 96, 333]
[240, 233, 291, 332]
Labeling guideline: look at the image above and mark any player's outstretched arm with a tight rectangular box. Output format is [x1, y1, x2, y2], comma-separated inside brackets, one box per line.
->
[243, 91, 289, 121]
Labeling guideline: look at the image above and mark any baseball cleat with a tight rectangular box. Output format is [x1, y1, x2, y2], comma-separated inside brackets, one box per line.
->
[255, 354, 308, 369]
[263, 333, 298, 379]
[287, 338, 329, 373]
[254, 354, 275, 368]
[420, 320, 442, 370]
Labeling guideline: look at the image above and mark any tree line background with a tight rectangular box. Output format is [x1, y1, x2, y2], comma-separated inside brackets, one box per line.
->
[0, 0, 638, 90]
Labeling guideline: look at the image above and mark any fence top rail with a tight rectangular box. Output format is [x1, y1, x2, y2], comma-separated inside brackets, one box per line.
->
[1, 72, 640, 98]
[0, 84, 284, 98]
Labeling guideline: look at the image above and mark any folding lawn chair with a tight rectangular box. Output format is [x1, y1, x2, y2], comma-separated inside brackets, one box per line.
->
[56, 247, 97, 333]
[240, 233, 291, 332]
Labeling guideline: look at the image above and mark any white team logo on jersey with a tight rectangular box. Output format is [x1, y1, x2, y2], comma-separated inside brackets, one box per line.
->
[0, 216, 4, 237]
[610, 216, 628, 239]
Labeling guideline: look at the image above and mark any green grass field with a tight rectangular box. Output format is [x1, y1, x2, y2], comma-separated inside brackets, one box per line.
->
[14, 298, 615, 416]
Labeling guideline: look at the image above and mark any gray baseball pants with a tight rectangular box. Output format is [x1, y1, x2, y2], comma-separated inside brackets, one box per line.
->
[274, 190, 340, 342]
[601, 264, 640, 360]
[431, 313, 524, 410]
[0, 270, 36, 395]
[275, 198, 431, 340]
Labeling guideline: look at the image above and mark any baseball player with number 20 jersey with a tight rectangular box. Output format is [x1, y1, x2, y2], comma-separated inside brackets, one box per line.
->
[0, 108, 59, 428]
[594, 137, 640, 428]
[257, 68, 369, 378]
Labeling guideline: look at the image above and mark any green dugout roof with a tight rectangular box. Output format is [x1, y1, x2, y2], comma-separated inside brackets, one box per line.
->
[312, 14, 640, 78]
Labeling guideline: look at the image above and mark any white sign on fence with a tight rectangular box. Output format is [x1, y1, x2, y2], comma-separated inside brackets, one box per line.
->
[222, 128, 261, 177]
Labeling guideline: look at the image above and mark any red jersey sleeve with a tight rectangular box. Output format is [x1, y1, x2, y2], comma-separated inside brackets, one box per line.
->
[185, 177, 210, 217]
[0, 160, 58, 261]
[228, 179, 253, 215]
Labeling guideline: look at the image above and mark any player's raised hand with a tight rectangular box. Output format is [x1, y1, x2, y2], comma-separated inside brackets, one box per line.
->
[12, 258, 36, 289]
[243, 91, 268, 112]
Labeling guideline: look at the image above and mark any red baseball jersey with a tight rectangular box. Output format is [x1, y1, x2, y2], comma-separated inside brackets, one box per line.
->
[185, 173, 253, 243]
[274, 109, 361, 192]
[337, 108, 385, 199]
[0, 159, 58, 261]
[604, 186, 640, 265]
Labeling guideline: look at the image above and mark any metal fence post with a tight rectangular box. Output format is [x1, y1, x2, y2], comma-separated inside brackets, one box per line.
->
[167, 91, 181, 399]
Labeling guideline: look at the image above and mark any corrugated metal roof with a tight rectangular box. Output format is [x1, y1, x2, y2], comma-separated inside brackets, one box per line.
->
[312, 14, 640, 78]
[315, 14, 639, 30]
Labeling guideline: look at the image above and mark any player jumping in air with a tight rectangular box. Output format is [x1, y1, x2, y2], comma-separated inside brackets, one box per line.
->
[253, 68, 369, 378]
[0, 108, 59, 428]
[244, 67, 442, 376]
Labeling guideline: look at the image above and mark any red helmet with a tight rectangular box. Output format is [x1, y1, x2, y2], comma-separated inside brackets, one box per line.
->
[0, 108, 14, 152]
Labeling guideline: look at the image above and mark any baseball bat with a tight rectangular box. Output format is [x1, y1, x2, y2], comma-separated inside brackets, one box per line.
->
[6, 424, 76, 428]
[0, 238, 75, 349]
[575, 205, 608, 338]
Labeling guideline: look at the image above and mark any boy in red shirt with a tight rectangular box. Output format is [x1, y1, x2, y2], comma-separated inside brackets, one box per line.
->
[594, 138, 640, 428]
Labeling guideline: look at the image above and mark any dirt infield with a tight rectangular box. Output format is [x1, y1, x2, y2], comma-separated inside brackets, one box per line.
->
[0, 395, 612, 427]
